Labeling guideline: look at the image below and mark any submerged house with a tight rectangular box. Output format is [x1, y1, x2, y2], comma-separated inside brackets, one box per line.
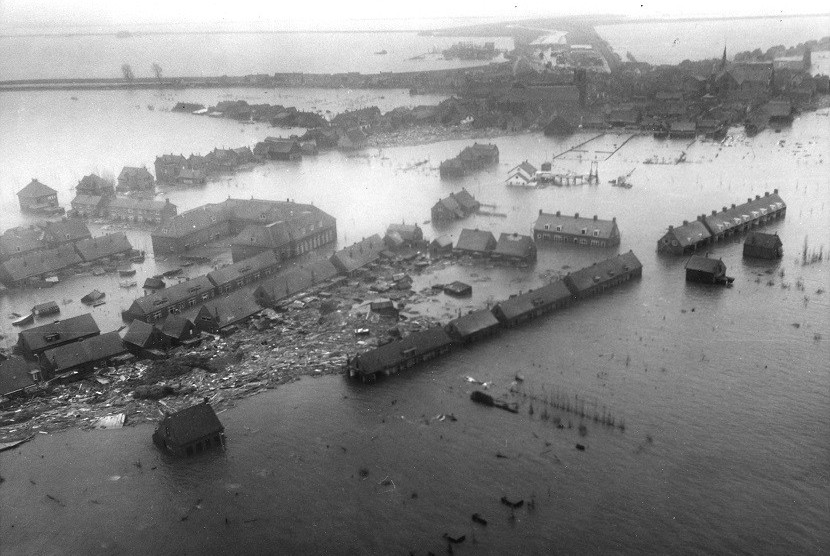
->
[533, 210, 621, 248]
[74, 233, 133, 263]
[345, 328, 453, 382]
[491, 279, 573, 327]
[152, 399, 225, 457]
[122, 319, 168, 355]
[657, 220, 713, 255]
[564, 251, 643, 299]
[743, 232, 783, 260]
[329, 235, 384, 276]
[117, 167, 154, 192]
[159, 314, 199, 345]
[492, 233, 536, 263]
[0, 356, 40, 398]
[454, 229, 496, 257]
[192, 288, 263, 332]
[685, 255, 728, 284]
[445, 309, 501, 344]
[17, 179, 60, 214]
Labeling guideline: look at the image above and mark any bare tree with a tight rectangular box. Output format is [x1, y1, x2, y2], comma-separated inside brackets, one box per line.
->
[121, 63, 135, 83]
[151, 63, 163, 85]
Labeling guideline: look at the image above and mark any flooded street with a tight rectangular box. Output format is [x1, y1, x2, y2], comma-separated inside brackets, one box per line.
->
[1, 81, 828, 554]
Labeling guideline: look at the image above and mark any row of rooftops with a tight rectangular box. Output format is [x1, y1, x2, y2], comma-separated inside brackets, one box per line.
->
[533, 210, 619, 239]
[349, 251, 643, 377]
[0, 232, 133, 284]
[662, 190, 786, 248]
[152, 198, 335, 240]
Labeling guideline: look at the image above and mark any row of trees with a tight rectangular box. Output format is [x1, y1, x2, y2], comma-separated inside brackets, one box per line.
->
[120, 63, 164, 84]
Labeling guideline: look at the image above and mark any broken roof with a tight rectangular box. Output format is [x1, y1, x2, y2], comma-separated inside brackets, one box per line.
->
[0, 356, 38, 397]
[744, 231, 782, 249]
[685, 255, 725, 273]
[493, 233, 534, 259]
[122, 319, 160, 348]
[194, 288, 263, 329]
[128, 276, 215, 316]
[1, 244, 82, 282]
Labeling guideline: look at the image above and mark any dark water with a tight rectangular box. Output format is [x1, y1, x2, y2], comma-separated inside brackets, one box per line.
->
[1, 95, 830, 554]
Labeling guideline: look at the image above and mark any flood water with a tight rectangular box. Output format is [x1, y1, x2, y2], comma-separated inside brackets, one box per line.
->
[1, 22, 830, 554]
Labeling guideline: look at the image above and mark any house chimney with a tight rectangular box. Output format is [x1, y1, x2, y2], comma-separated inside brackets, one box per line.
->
[612, 217, 616, 222]
[722, 207, 727, 212]
[712, 210, 717, 216]
[556, 210, 561, 216]
[731, 204, 736, 209]
[764, 191, 769, 196]
[539, 209, 542, 215]
[773, 188, 778, 194]
[593, 215, 597, 220]
[574, 212, 579, 218]
[755, 194, 760, 200]
[683, 220, 689, 225]
[747, 198, 752, 203]
[668, 225, 674, 230]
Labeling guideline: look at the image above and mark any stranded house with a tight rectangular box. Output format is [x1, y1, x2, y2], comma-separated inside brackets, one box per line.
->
[533, 210, 621, 248]
[152, 399, 225, 457]
[685, 255, 732, 285]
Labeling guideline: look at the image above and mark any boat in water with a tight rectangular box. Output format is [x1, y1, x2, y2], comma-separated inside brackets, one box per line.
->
[81, 289, 106, 305]
[118, 268, 136, 277]
[33, 301, 60, 317]
[119, 280, 137, 288]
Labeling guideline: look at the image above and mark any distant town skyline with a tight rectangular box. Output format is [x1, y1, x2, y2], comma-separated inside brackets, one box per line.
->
[1, 0, 828, 32]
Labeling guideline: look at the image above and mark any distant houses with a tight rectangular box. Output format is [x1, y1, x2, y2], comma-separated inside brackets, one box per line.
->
[439, 143, 499, 178]
[658, 190, 786, 255]
[533, 210, 621, 248]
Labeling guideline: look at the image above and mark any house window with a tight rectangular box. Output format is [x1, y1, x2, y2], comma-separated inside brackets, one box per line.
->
[593, 230, 599, 237]
[581, 228, 587, 235]
[555, 225, 562, 232]
[544, 224, 550, 230]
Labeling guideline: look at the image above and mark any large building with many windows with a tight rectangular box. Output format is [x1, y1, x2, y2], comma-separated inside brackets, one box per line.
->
[533, 210, 620, 248]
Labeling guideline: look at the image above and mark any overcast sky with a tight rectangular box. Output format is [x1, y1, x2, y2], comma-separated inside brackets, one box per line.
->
[1, 0, 827, 30]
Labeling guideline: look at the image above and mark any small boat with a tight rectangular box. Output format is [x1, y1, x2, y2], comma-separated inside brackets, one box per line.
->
[119, 280, 137, 288]
[130, 252, 146, 263]
[43, 275, 60, 284]
[12, 313, 34, 326]
[143, 277, 165, 290]
[118, 268, 136, 277]
[81, 289, 106, 305]
[162, 268, 182, 277]
[375, 49, 388, 55]
[92, 300, 106, 307]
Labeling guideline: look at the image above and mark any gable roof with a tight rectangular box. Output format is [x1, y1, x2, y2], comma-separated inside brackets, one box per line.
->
[0, 226, 46, 258]
[452, 189, 479, 212]
[118, 167, 154, 181]
[18, 179, 56, 198]
[42, 219, 92, 243]
[744, 231, 782, 249]
[0, 356, 38, 397]
[534, 212, 618, 239]
[18, 313, 100, 353]
[354, 328, 453, 375]
[159, 402, 224, 446]
[493, 233, 534, 258]
[159, 314, 196, 340]
[565, 251, 642, 293]
[1, 244, 82, 282]
[434, 194, 464, 218]
[42, 331, 126, 374]
[727, 62, 773, 85]
[207, 251, 278, 288]
[71, 194, 104, 208]
[455, 229, 496, 253]
[665, 220, 712, 247]
[329, 235, 384, 274]
[77, 174, 113, 193]
[128, 276, 215, 316]
[685, 255, 724, 273]
[701, 192, 785, 235]
[74, 233, 133, 262]
[509, 161, 537, 176]
[385, 224, 422, 243]
[107, 197, 175, 213]
[494, 280, 572, 321]
[122, 319, 160, 348]
[194, 288, 262, 329]
[447, 309, 500, 338]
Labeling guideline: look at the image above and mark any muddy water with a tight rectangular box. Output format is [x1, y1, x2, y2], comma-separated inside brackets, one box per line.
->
[1, 89, 829, 554]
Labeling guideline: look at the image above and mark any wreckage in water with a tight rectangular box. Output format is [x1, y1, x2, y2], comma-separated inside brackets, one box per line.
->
[152, 399, 225, 457]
